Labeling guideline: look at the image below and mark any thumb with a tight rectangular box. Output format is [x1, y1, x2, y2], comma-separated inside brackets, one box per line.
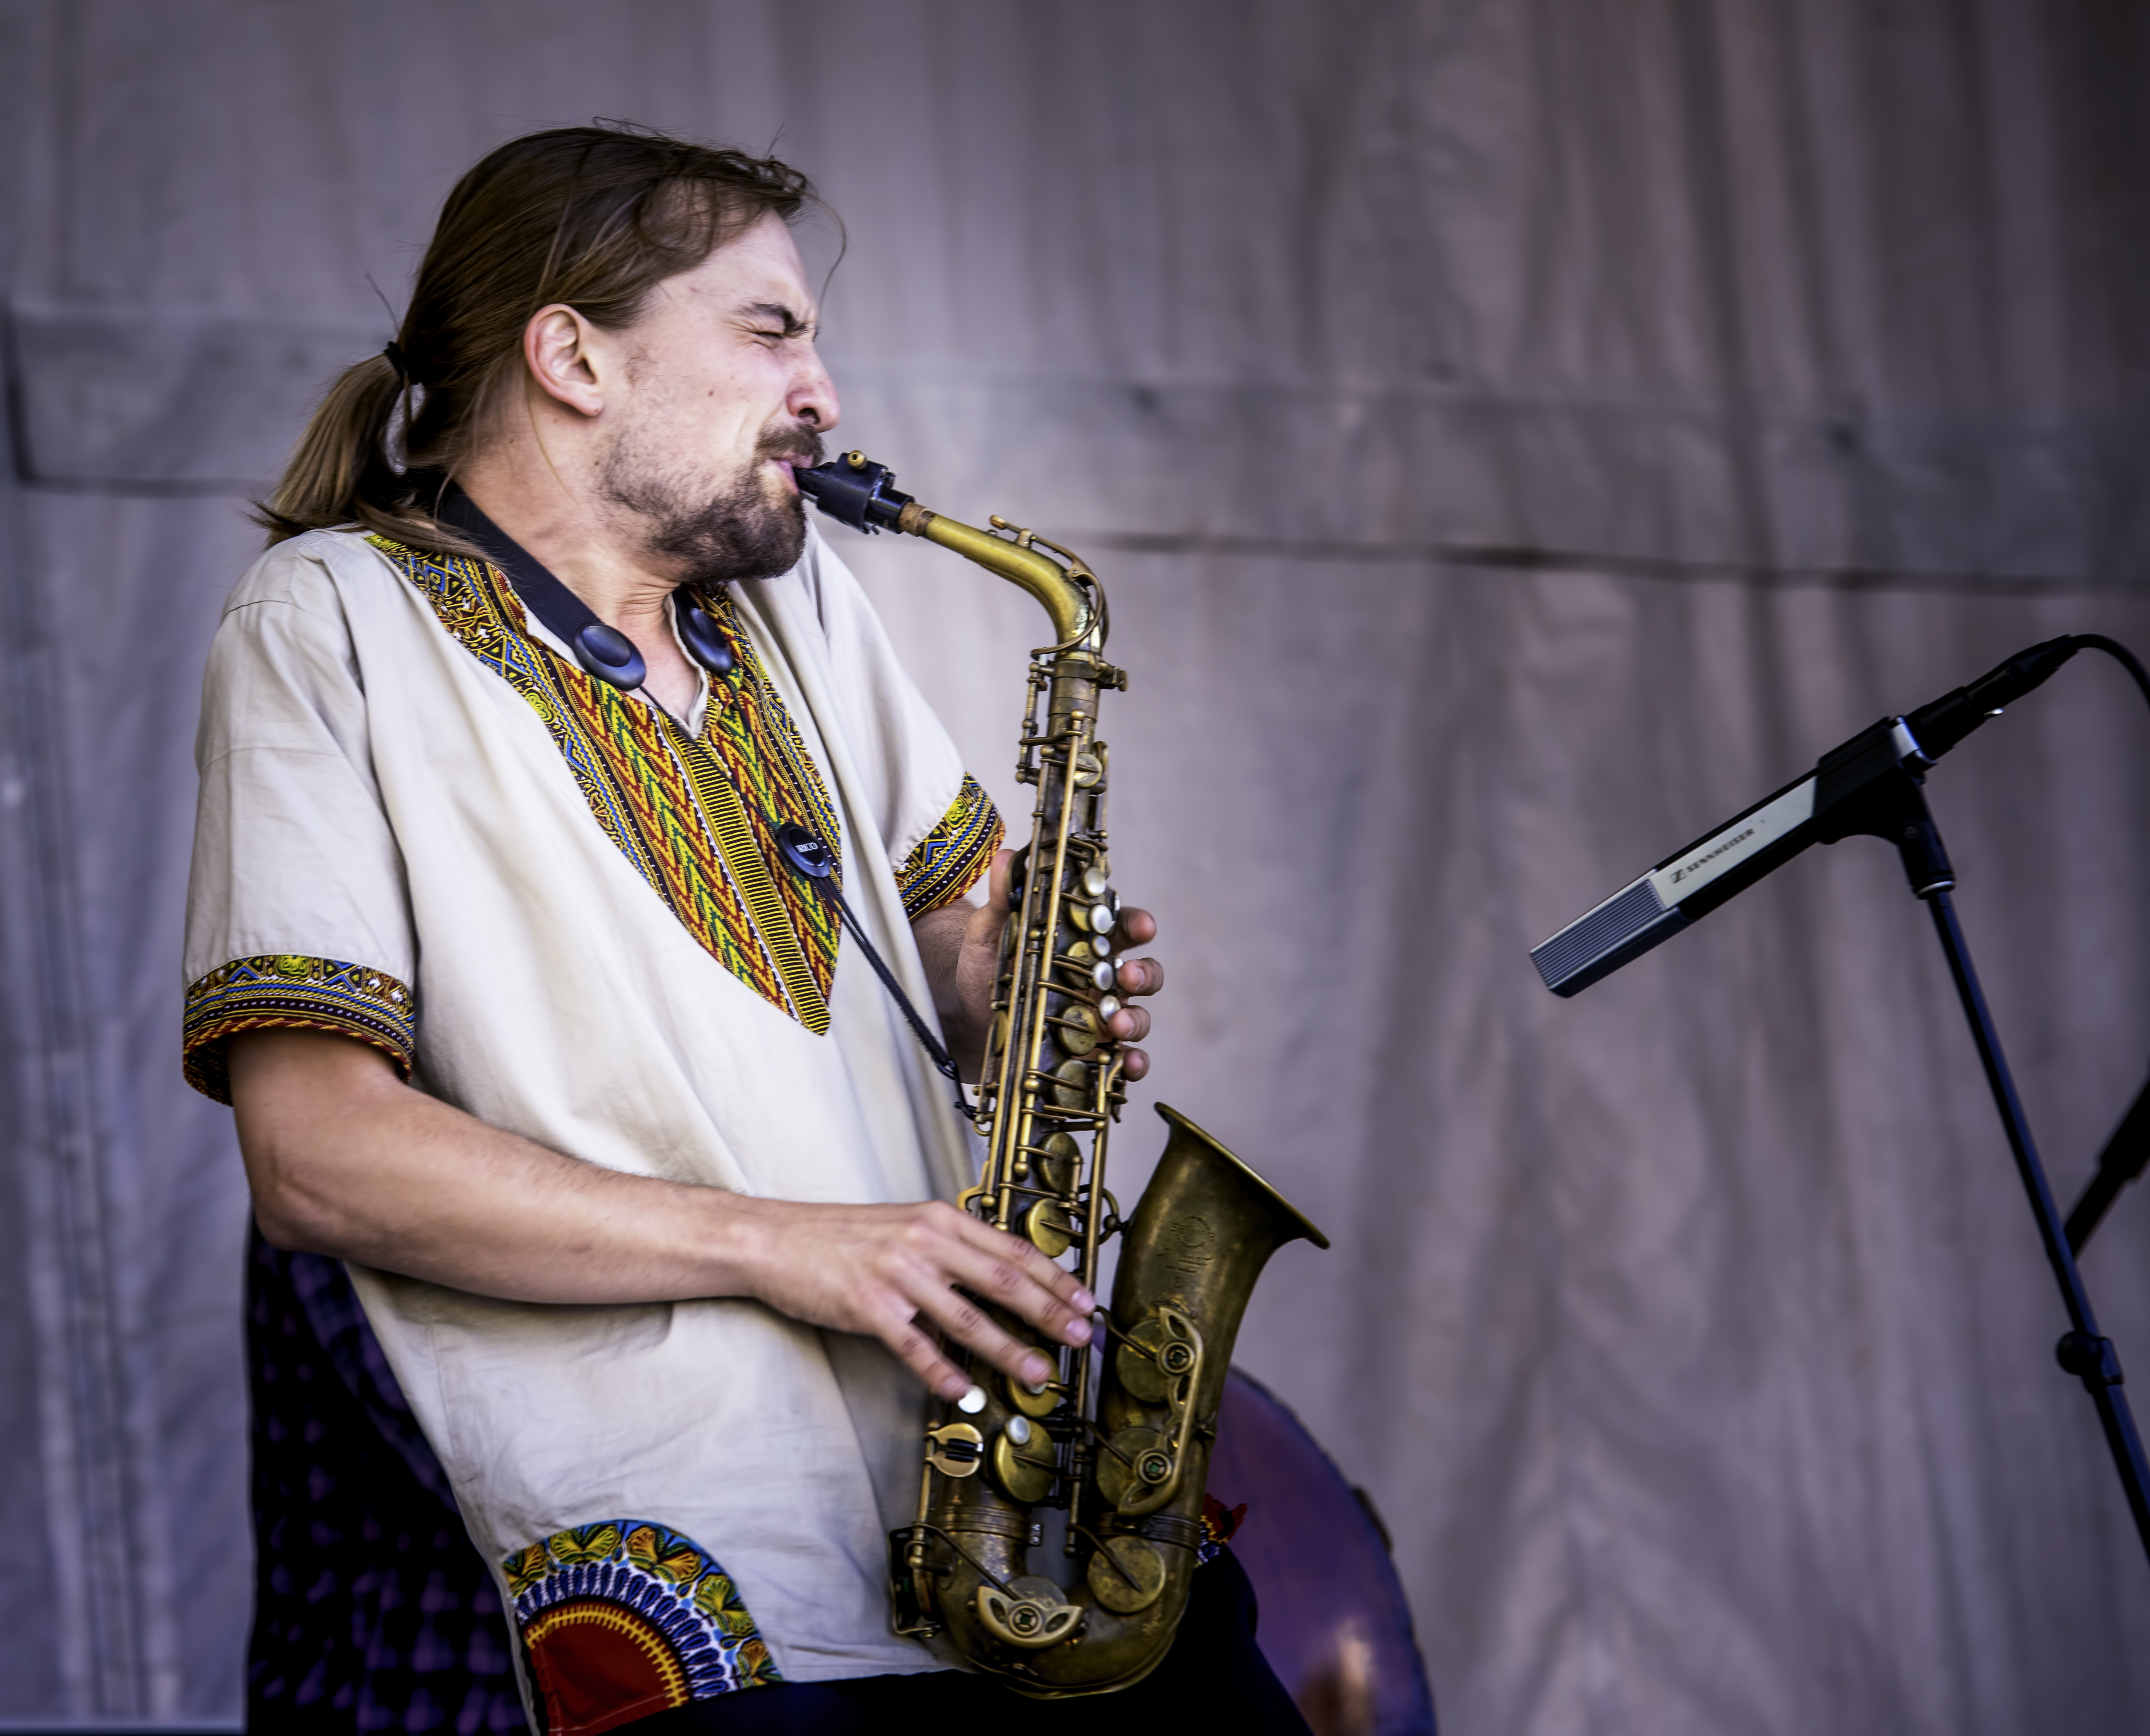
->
[984, 848, 1016, 918]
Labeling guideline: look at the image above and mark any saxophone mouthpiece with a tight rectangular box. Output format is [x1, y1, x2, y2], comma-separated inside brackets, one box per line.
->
[795, 449, 916, 535]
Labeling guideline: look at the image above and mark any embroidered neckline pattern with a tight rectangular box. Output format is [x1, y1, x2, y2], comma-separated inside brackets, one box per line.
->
[504, 1520, 780, 1732]
[182, 954, 416, 1103]
[369, 538, 841, 1032]
[894, 773, 1004, 921]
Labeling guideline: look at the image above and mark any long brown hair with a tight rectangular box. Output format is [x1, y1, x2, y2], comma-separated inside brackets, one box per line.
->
[256, 124, 815, 553]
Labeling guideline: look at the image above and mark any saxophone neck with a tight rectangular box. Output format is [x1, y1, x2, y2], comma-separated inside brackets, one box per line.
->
[899, 504, 1097, 650]
[794, 451, 1099, 648]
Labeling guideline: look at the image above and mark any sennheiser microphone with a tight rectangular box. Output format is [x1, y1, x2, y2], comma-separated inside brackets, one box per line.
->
[1529, 636, 2085, 996]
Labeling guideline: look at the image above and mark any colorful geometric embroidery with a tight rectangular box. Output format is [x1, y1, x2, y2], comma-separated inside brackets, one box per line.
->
[503, 1520, 780, 1735]
[1197, 1493, 1246, 1567]
[895, 774, 1005, 920]
[673, 576, 847, 1018]
[368, 539, 840, 1031]
[183, 954, 415, 1103]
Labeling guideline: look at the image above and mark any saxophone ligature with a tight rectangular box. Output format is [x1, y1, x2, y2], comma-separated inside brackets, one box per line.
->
[796, 451, 1328, 1696]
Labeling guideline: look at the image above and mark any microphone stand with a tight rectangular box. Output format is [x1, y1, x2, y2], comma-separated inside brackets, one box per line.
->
[2064, 1079, 2150, 1256]
[1839, 763, 2150, 1563]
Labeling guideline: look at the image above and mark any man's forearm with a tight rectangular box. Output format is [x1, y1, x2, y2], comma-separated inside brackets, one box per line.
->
[226, 1027, 1094, 1398]
[231, 1027, 759, 1303]
[912, 899, 989, 1079]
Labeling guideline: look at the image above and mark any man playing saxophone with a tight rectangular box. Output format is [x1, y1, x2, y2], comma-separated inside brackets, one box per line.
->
[188, 123, 1306, 1733]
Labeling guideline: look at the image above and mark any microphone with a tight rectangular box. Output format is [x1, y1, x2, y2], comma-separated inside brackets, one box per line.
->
[1529, 636, 2085, 996]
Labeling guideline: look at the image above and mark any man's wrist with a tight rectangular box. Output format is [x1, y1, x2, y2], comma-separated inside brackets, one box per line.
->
[685, 1187, 781, 1305]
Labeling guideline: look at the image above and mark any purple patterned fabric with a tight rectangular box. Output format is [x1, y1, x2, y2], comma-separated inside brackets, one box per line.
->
[246, 1224, 527, 1732]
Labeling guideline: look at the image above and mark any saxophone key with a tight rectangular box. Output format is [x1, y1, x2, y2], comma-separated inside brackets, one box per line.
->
[1095, 1425, 1172, 1510]
[1023, 1199, 1075, 1258]
[976, 1579, 1085, 1651]
[1086, 1535, 1167, 1616]
[1003, 1368, 1063, 1419]
[1114, 1314, 1194, 1404]
[1050, 1003, 1103, 1055]
[1028, 1131, 1079, 1195]
[991, 1415, 1059, 1504]
[1048, 1059, 1090, 1110]
[924, 1422, 985, 1478]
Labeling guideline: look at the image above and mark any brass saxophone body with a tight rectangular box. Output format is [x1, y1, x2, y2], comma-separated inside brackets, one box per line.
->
[796, 453, 1328, 1696]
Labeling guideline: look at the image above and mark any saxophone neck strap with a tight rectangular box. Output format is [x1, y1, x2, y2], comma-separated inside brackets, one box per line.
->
[434, 484, 734, 690]
[777, 824, 976, 1120]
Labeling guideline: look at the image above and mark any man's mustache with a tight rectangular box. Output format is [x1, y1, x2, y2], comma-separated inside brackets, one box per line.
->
[760, 427, 826, 468]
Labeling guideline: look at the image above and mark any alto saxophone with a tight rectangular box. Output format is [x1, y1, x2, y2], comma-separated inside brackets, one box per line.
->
[797, 452, 1328, 1695]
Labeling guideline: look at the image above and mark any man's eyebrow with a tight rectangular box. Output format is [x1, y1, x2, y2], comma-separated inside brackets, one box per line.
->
[740, 300, 816, 336]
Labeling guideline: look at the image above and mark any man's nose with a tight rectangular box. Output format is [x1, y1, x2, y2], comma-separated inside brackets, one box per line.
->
[791, 352, 840, 432]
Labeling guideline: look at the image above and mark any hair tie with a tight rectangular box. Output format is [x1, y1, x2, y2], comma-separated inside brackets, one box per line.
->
[382, 340, 411, 382]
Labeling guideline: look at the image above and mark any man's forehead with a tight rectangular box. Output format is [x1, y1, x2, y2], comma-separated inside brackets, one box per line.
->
[666, 219, 817, 322]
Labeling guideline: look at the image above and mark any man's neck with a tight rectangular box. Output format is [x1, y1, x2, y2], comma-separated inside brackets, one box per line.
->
[453, 455, 703, 719]
[454, 455, 678, 633]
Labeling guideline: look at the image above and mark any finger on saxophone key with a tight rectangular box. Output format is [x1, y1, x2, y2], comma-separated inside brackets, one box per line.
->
[1115, 954, 1163, 996]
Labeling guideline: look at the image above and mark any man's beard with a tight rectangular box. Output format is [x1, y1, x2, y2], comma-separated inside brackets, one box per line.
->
[601, 425, 825, 587]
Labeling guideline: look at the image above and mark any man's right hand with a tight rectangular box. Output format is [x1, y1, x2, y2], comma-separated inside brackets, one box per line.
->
[229, 1028, 1093, 1398]
[723, 1197, 1092, 1401]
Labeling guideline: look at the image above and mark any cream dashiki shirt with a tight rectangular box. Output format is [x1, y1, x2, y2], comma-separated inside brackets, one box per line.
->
[182, 521, 1003, 1727]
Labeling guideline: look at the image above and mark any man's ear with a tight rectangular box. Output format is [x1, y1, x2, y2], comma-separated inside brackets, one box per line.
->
[523, 304, 606, 418]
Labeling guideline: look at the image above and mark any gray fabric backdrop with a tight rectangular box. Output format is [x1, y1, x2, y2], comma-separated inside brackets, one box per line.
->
[4, 2, 2149, 1730]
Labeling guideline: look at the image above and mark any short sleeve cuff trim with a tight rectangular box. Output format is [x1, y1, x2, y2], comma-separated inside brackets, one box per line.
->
[894, 774, 1005, 920]
[183, 955, 416, 1104]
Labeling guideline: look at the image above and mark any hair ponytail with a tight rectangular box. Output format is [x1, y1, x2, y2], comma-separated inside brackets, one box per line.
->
[253, 123, 815, 556]
[253, 350, 476, 552]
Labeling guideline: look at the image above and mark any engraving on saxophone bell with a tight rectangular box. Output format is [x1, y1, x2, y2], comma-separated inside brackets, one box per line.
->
[796, 454, 1328, 1696]
[1165, 1215, 1217, 1276]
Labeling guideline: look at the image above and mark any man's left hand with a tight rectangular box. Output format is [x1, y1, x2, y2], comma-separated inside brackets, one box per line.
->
[916, 849, 1165, 1083]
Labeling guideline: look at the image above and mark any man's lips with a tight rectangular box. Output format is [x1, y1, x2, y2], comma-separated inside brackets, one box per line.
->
[764, 448, 822, 490]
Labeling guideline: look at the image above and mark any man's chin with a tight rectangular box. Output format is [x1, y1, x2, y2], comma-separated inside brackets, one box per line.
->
[737, 523, 808, 584]
[667, 505, 807, 588]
